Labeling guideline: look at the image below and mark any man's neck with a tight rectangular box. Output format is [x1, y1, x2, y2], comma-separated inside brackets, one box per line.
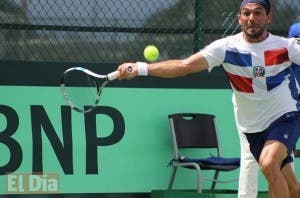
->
[243, 32, 269, 43]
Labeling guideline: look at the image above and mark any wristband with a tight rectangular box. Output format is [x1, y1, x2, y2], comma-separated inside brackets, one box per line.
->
[136, 62, 148, 76]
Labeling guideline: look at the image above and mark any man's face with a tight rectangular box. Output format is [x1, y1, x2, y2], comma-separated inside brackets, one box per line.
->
[238, 3, 272, 40]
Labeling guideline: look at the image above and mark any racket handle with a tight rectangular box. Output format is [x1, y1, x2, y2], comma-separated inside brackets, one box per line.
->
[107, 71, 120, 81]
[107, 66, 133, 81]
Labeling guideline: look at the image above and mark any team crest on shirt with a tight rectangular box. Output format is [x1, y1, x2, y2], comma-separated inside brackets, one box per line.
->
[253, 66, 265, 77]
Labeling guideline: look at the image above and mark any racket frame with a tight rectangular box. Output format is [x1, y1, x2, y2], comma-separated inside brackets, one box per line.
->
[60, 67, 114, 113]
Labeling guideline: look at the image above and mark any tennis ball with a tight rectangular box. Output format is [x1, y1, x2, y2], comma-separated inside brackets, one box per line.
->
[144, 45, 159, 62]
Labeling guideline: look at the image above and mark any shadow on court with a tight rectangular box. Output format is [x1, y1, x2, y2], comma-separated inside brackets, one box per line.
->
[0, 191, 270, 198]
[151, 190, 269, 198]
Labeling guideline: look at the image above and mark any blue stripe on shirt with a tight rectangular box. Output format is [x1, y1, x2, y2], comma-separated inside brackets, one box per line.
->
[290, 63, 300, 110]
[266, 67, 290, 91]
[292, 63, 300, 84]
[224, 50, 252, 67]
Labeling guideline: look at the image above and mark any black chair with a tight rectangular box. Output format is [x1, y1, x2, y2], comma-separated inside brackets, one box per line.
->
[167, 113, 240, 193]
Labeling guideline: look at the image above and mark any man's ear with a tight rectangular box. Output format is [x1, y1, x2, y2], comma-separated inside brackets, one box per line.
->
[237, 14, 242, 25]
[267, 12, 273, 24]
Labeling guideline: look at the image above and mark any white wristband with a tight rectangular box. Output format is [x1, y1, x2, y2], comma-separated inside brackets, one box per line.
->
[136, 62, 148, 76]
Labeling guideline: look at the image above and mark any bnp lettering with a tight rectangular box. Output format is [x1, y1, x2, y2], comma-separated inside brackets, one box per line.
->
[5, 173, 59, 194]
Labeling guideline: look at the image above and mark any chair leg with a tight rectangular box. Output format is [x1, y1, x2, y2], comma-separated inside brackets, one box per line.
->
[210, 170, 219, 191]
[196, 168, 202, 193]
[168, 167, 177, 190]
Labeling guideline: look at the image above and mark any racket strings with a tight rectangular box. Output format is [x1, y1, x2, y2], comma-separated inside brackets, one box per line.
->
[62, 69, 101, 113]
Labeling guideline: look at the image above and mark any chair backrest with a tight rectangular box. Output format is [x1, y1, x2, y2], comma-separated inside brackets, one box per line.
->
[168, 113, 220, 150]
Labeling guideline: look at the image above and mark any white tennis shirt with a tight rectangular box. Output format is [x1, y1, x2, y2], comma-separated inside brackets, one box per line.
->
[200, 32, 300, 133]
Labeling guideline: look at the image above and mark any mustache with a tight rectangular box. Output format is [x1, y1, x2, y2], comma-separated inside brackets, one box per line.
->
[247, 23, 260, 28]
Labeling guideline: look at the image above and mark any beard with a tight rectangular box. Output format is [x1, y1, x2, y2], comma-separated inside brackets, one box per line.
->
[242, 26, 266, 39]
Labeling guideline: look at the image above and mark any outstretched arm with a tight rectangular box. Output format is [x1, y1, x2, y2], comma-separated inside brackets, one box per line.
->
[117, 52, 209, 80]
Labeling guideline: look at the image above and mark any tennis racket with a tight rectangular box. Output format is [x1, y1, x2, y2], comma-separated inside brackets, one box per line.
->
[60, 66, 131, 113]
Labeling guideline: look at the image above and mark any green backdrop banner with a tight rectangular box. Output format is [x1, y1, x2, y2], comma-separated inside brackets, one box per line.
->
[0, 86, 267, 194]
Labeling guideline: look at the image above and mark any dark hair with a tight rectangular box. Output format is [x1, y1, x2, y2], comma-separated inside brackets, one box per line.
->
[240, 0, 271, 14]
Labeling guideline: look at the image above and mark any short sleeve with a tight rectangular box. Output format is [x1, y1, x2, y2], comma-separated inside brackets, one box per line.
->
[288, 38, 300, 64]
[200, 38, 227, 72]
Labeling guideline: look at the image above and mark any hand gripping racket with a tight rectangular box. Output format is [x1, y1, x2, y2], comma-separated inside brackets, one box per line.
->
[60, 66, 131, 113]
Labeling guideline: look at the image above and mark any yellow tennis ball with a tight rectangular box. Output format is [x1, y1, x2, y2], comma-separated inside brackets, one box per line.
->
[144, 45, 159, 62]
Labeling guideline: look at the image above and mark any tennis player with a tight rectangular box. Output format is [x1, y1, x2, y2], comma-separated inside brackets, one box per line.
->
[237, 21, 300, 198]
[118, 0, 300, 197]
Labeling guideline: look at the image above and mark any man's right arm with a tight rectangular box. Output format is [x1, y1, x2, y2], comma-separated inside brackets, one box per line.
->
[117, 52, 209, 80]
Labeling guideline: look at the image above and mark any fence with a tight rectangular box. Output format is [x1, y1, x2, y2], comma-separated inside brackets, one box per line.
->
[1, 0, 300, 63]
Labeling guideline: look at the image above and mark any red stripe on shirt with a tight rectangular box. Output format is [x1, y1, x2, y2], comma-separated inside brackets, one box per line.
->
[226, 72, 254, 93]
[264, 48, 289, 66]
